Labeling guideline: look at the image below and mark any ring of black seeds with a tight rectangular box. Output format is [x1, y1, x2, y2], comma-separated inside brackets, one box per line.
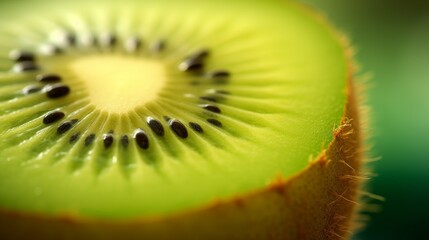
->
[7, 34, 234, 150]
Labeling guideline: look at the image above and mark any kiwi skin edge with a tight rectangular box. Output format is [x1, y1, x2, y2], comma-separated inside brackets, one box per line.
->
[0, 5, 366, 240]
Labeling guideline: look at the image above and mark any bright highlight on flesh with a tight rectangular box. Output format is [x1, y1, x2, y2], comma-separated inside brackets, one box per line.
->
[69, 56, 166, 113]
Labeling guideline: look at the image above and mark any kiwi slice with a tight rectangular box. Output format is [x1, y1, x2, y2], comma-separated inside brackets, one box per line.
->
[0, 0, 364, 239]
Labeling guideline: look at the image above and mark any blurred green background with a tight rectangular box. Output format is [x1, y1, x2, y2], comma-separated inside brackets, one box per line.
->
[301, 0, 429, 239]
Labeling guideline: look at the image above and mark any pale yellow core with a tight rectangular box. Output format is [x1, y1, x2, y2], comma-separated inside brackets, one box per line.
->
[69, 56, 166, 113]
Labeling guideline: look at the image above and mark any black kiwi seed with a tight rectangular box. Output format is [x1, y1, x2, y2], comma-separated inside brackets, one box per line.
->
[201, 104, 221, 114]
[125, 37, 141, 52]
[189, 122, 203, 133]
[43, 110, 65, 124]
[188, 49, 209, 61]
[85, 134, 96, 146]
[146, 117, 164, 136]
[57, 119, 77, 135]
[207, 118, 222, 127]
[179, 58, 204, 72]
[36, 74, 62, 83]
[58, 31, 76, 46]
[23, 85, 42, 95]
[57, 120, 75, 135]
[39, 44, 63, 56]
[69, 132, 80, 143]
[151, 40, 165, 53]
[121, 135, 129, 148]
[200, 96, 217, 102]
[100, 33, 117, 47]
[207, 70, 230, 79]
[12, 61, 40, 72]
[103, 133, 114, 148]
[134, 129, 149, 150]
[43, 83, 70, 99]
[163, 116, 171, 122]
[206, 89, 230, 95]
[9, 50, 35, 62]
[179, 50, 209, 72]
[169, 119, 188, 139]
[207, 70, 230, 84]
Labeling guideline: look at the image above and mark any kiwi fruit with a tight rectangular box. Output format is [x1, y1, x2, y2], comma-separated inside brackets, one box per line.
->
[0, 0, 365, 239]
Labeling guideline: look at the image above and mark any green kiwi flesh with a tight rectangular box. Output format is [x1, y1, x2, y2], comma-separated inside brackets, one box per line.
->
[0, 0, 348, 221]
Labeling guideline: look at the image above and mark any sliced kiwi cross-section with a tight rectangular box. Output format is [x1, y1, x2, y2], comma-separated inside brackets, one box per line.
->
[0, 0, 364, 239]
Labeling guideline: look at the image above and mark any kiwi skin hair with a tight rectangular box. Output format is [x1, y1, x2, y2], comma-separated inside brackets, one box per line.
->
[0, 0, 366, 239]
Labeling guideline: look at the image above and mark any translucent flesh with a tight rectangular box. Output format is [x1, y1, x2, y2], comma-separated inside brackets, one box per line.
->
[69, 56, 166, 113]
[0, 0, 347, 218]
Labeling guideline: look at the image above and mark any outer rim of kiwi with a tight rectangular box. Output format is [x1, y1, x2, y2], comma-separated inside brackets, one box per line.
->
[0, 2, 366, 240]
